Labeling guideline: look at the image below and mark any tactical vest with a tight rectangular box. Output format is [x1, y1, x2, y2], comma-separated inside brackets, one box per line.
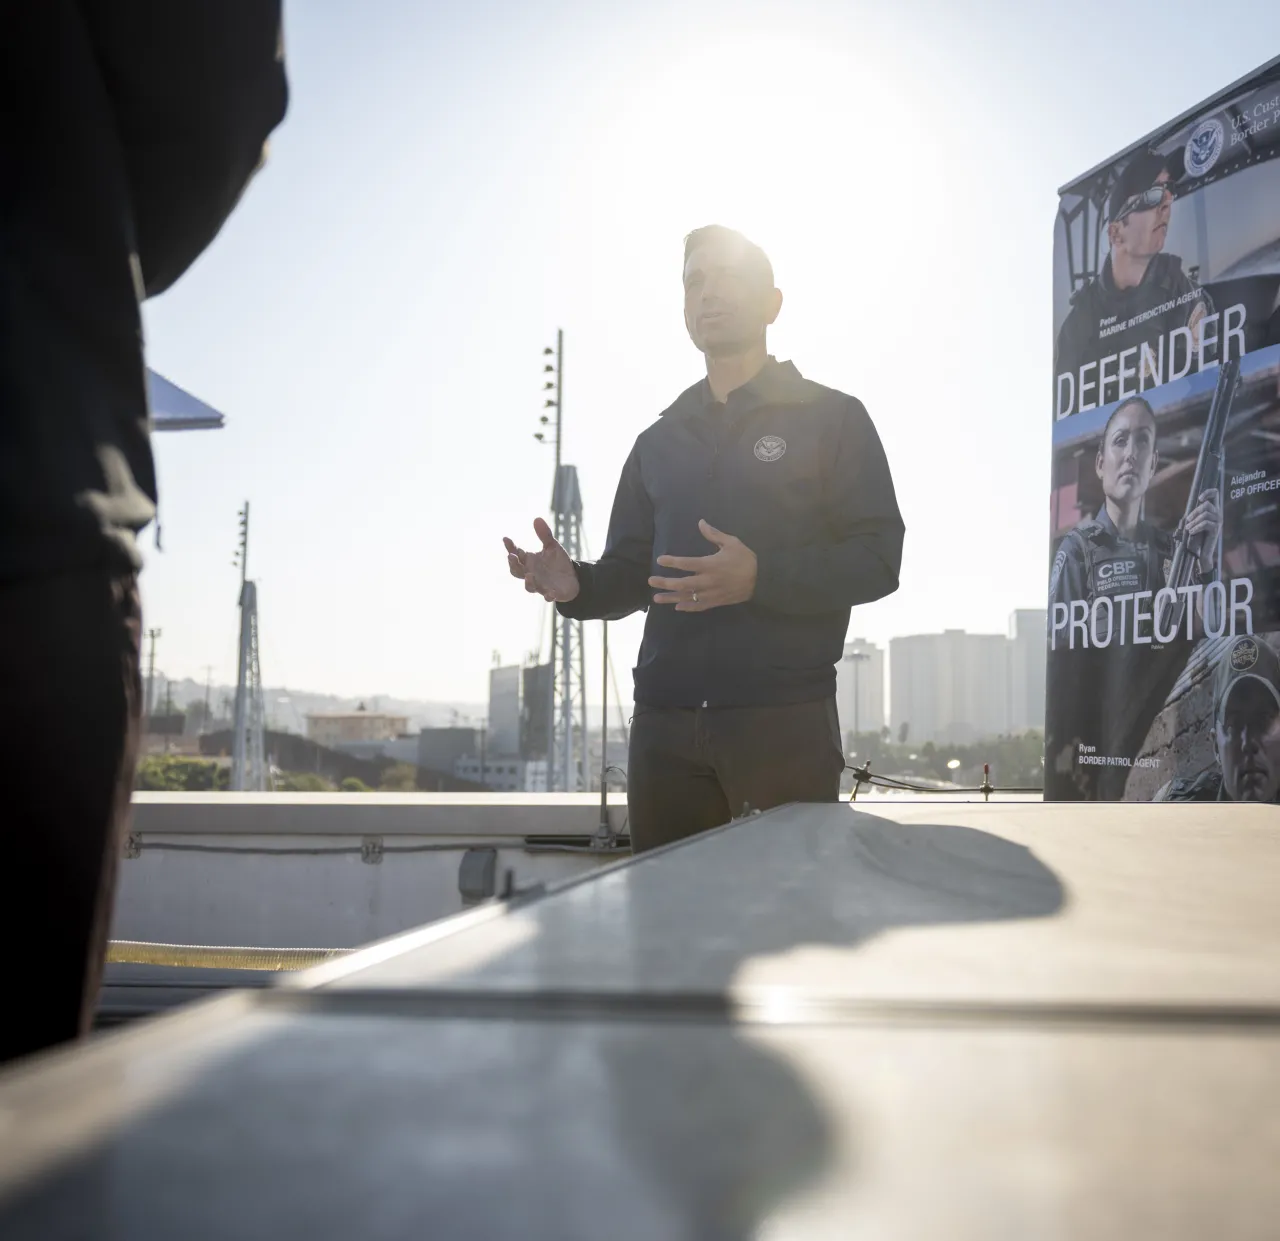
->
[1061, 519, 1171, 604]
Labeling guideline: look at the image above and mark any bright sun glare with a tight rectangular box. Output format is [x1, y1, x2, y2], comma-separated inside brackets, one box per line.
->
[574, 32, 926, 322]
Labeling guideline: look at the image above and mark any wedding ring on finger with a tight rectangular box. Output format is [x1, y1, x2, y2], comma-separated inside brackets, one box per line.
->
[692, 591, 699, 603]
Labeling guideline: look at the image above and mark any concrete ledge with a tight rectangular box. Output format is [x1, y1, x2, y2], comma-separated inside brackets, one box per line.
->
[130, 793, 629, 838]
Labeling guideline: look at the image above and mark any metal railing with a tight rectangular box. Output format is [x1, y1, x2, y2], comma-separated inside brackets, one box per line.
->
[846, 762, 1043, 801]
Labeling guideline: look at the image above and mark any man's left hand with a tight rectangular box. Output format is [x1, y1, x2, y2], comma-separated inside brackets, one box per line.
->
[649, 520, 757, 612]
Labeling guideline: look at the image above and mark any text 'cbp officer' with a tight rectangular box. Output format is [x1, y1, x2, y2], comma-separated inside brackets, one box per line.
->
[1050, 396, 1219, 627]
[503, 225, 904, 852]
[1159, 635, 1280, 802]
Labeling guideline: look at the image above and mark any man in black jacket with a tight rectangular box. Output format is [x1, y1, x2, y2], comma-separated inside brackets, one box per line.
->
[0, 2, 287, 1064]
[504, 225, 904, 851]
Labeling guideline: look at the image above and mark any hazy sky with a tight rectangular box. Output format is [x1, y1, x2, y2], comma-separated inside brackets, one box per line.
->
[139, 0, 1280, 706]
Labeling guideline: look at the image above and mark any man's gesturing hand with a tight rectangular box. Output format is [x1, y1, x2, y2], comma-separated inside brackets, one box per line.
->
[649, 519, 757, 612]
[504, 518, 580, 603]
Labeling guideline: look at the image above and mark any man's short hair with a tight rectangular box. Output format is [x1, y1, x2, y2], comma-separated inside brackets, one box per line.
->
[1101, 395, 1157, 445]
[682, 225, 775, 287]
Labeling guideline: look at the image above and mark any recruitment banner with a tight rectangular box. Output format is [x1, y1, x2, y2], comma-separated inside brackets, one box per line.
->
[1046, 55, 1280, 802]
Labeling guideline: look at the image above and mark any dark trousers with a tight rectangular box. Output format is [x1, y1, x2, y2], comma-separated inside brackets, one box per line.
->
[626, 697, 845, 854]
[0, 570, 142, 1065]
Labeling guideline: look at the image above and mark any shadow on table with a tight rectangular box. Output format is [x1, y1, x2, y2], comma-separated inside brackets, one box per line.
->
[0, 809, 1066, 1241]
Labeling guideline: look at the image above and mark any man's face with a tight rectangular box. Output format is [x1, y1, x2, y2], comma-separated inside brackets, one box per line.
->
[683, 234, 781, 357]
[1216, 679, 1280, 802]
[1109, 170, 1173, 261]
[1095, 404, 1157, 504]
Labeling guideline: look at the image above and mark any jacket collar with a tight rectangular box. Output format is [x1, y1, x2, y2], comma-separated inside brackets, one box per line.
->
[663, 356, 807, 417]
[1098, 251, 1180, 297]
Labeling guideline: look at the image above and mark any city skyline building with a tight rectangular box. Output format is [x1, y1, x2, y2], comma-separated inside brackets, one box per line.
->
[889, 610, 1046, 746]
[1007, 609, 1048, 735]
[418, 726, 482, 780]
[488, 664, 521, 757]
[305, 708, 410, 749]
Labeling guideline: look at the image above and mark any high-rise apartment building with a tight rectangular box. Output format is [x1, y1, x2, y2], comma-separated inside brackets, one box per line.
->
[889, 610, 1046, 745]
[890, 630, 1008, 746]
[1007, 609, 1047, 734]
[488, 665, 521, 757]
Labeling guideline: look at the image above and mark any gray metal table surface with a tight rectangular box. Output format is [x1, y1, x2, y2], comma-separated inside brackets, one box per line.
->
[0, 801, 1277, 1240]
[306, 799, 1280, 1013]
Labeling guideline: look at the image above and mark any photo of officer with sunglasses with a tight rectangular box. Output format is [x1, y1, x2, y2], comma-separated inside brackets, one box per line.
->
[1054, 149, 1212, 404]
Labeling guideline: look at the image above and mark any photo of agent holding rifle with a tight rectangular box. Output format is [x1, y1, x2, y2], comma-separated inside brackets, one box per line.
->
[1048, 394, 1222, 628]
[1047, 375, 1232, 800]
[503, 225, 904, 852]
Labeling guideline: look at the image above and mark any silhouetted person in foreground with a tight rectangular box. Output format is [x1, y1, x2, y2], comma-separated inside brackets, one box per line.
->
[0, 2, 288, 1065]
[505, 226, 904, 852]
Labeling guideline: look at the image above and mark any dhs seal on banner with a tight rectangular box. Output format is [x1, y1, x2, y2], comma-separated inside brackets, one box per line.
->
[1186, 117, 1226, 177]
[754, 435, 786, 462]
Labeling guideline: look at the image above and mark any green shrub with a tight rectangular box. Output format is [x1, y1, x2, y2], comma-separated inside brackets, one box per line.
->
[134, 756, 227, 791]
[275, 771, 335, 793]
[378, 762, 418, 792]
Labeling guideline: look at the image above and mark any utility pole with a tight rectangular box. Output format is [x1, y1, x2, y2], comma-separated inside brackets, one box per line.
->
[202, 665, 214, 733]
[554, 329, 563, 483]
[144, 627, 162, 724]
[231, 502, 268, 791]
[162, 678, 174, 753]
[551, 464, 588, 791]
[534, 330, 589, 791]
[536, 333, 563, 789]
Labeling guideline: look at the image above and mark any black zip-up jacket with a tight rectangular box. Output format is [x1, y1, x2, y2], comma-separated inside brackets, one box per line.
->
[558, 358, 904, 707]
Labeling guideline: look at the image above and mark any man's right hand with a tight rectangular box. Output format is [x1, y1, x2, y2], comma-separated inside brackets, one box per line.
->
[504, 518, 580, 603]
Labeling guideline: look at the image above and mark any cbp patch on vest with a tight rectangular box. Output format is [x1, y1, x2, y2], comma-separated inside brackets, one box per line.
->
[1049, 545, 1068, 594]
[1231, 636, 1260, 672]
[1094, 557, 1141, 592]
[754, 435, 786, 462]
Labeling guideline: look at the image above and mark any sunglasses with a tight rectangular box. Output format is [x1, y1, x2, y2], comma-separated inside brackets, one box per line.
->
[1115, 183, 1172, 221]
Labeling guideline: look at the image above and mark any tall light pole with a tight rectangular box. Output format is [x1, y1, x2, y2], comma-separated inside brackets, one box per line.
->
[202, 664, 214, 733]
[534, 331, 563, 496]
[144, 627, 162, 726]
[537, 334, 560, 790]
[532, 329, 588, 791]
[844, 649, 871, 744]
